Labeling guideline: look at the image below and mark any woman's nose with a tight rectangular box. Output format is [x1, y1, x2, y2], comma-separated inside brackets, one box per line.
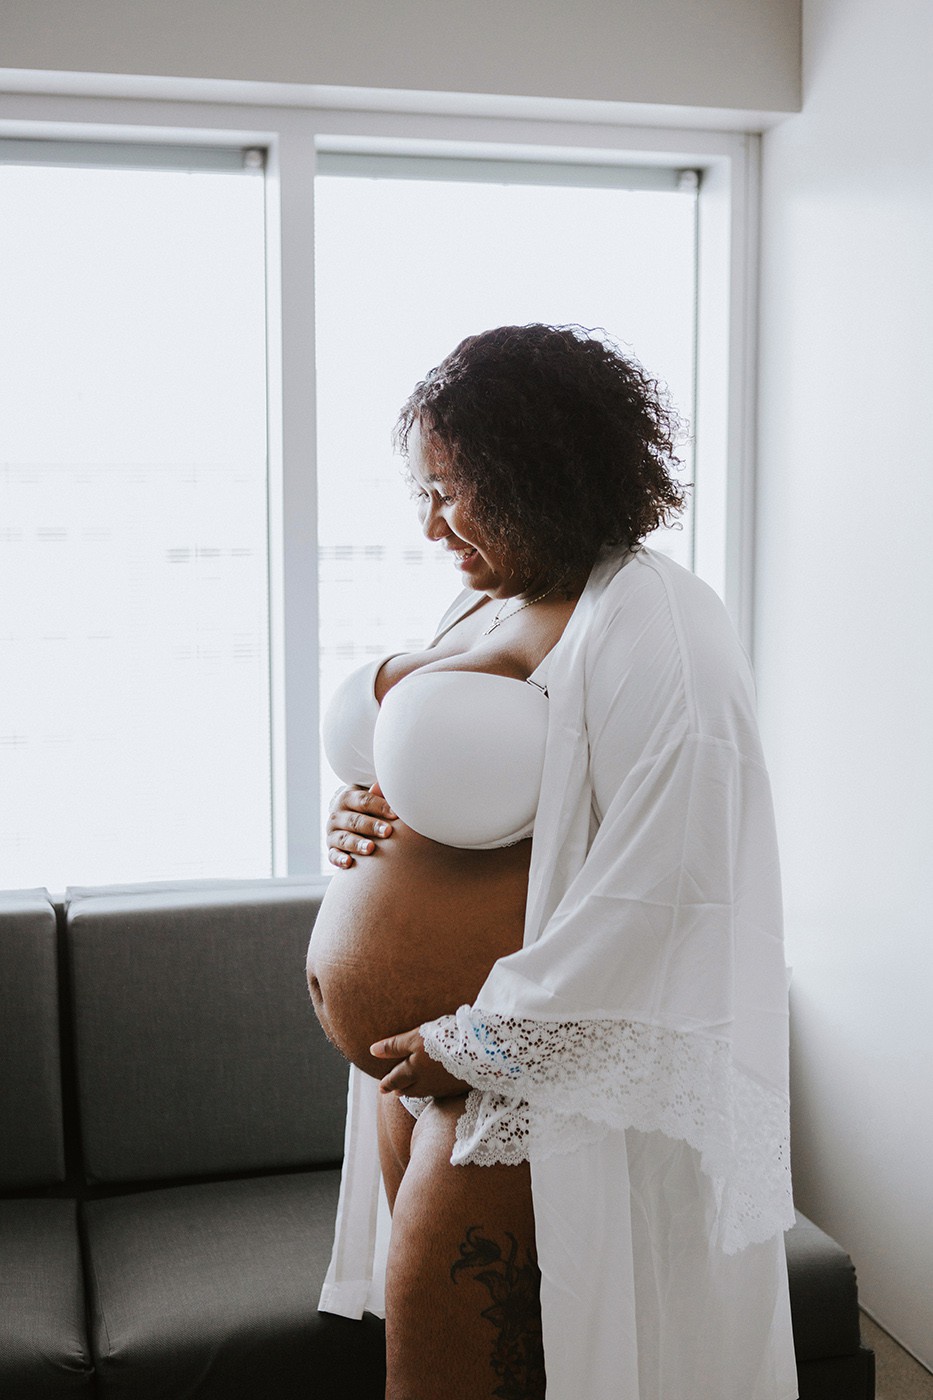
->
[422, 500, 448, 541]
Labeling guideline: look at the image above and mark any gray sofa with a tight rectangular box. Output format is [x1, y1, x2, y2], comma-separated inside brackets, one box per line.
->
[0, 881, 385, 1400]
[0, 881, 874, 1399]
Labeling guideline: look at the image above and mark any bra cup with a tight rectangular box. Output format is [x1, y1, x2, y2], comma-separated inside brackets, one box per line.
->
[321, 654, 395, 788]
[373, 671, 548, 849]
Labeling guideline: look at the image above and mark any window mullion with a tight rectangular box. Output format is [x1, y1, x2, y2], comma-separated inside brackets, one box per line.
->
[271, 122, 322, 875]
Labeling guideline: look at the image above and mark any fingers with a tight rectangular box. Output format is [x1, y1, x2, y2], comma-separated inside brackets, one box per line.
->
[334, 804, 394, 835]
[327, 843, 360, 870]
[325, 790, 395, 837]
[331, 829, 376, 857]
[325, 785, 397, 869]
[327, 784, 396, 823]
[371, 1030, 423, 1094]
[365, 782, 397, 820]
[370, 1030, 419, 1060]
[370, 1030, 468, 1099]
[378, 1059, 417, 1094]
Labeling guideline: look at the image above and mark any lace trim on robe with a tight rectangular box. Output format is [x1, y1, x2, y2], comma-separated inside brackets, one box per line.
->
[421, 1007, 794, 1256]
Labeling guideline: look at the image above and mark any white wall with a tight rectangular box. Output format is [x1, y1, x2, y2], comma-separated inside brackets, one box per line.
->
[757, 0, 933, 1367]
[2, 0, 799, 114]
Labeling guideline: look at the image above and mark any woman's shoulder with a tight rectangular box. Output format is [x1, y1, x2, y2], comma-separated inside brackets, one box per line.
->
[584, 548, 759, 743]
[595, 545, 718, 608]
[592, 548, 740, 655]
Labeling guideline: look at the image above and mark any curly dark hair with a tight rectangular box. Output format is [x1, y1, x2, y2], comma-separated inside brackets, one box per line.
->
[394, 324, 689, 593]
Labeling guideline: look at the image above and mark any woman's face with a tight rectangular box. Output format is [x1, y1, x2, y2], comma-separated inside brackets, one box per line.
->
[407, 419, 519, 599]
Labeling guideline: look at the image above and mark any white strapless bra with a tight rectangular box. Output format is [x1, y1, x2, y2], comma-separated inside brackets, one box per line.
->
[321, 655, 550, 850]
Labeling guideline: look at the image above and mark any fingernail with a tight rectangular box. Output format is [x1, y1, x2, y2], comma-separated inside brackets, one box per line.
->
[359, 839, 374, 854]
[375, 822, 390, 837]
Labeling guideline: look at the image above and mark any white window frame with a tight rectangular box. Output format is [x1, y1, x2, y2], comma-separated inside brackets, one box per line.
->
[0, 85, 759, 878]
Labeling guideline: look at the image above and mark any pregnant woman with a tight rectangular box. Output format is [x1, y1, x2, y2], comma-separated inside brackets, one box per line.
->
[307, 324, 797, 1400]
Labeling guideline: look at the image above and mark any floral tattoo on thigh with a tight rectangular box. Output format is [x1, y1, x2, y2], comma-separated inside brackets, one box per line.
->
[450, 1225, 545, 1400]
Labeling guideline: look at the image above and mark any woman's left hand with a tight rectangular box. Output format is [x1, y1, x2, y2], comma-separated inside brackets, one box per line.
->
[370, 1028, 470, 1098]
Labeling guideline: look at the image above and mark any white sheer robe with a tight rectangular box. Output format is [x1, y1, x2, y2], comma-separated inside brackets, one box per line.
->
[320, 546, 798, 1400]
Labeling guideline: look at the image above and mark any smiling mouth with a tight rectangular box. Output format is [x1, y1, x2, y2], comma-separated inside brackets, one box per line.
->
[449, 546, 478, 564]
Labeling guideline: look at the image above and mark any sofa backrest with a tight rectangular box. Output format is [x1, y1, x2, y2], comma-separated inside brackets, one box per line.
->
[0, 888, 66, 1190]
[65, 879, 348, 1184]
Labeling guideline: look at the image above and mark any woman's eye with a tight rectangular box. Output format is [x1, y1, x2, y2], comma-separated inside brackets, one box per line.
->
[414, 488, 453, 506]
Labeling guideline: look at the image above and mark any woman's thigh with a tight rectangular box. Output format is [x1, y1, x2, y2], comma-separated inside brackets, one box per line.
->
[377, 1092, 417, 1211]
[385, 1098, 544, 1400]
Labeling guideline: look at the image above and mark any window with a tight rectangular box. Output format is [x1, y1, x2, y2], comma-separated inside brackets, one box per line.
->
[0, 90, 757, 889]
[314, 153, 698, 851]
[0, 141, 271, 890]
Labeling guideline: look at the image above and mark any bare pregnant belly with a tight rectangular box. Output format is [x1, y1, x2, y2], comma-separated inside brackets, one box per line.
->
[306, 826, 530, 1079]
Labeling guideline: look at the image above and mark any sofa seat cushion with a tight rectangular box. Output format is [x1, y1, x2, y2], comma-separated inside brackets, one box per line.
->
[82, 1168, 386, 1400]
[786, 1212, 863, 1363]
[0, 1199, 94, 1396]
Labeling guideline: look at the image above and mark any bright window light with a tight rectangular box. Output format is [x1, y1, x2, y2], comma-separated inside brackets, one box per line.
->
[315, 160, 697, 849]
[0, 143, 701, 888]
[0, 153, 270, 891]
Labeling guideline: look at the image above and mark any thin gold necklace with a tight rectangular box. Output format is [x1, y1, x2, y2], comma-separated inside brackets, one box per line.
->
[482, 583, 558, 636]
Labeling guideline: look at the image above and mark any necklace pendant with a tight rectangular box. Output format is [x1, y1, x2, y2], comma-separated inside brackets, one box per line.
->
[482, 581, 557, 638]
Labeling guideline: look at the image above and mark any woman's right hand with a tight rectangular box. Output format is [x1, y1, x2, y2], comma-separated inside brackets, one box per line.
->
[326, 783, 397, 869]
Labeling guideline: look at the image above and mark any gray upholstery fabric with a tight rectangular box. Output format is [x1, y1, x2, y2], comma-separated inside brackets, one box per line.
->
[787, 1212, 863, 1362]
[0, 1199, 94, 1396]
[0, 888, 65, 1189]
[66, 880, 349, 1182]
[82, 1169, 386, 1400]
